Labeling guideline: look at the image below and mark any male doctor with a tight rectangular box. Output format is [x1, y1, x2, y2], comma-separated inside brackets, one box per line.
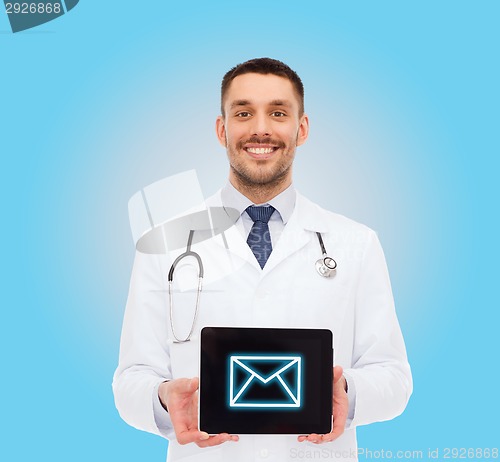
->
[113, 58, 413, 461]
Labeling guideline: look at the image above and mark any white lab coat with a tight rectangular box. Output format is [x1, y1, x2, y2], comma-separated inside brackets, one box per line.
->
[113, 190, 412, 462]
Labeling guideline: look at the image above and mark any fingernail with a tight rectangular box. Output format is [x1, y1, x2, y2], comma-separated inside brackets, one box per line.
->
[199, 432, 209, 440]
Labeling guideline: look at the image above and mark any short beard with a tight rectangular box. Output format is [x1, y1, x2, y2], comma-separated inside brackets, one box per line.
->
[228, 147, 295, 203]
[229, 135, 293, 187]
[226, 133, 298, 202]
[230, 162, 292, 204]
[230, 161, 291, 188]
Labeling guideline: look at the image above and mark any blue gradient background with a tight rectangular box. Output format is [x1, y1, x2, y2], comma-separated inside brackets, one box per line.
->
[1, 1, 498, 460]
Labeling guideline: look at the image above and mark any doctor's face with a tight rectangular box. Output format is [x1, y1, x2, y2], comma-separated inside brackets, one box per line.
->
[216, 73, 309, 190]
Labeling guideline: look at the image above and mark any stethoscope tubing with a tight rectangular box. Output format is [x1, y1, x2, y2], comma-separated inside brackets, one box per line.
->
[168, 230, 204, 343]
[168, 230, 337, 343]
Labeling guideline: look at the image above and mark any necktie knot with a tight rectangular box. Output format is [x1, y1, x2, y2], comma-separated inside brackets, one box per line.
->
[246, 205, 275, 224]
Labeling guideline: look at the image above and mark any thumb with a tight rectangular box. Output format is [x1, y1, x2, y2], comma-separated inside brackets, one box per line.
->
[188, 377, 199, 392]
[170, 377, 199, 395]
[333, 365, 344, 384]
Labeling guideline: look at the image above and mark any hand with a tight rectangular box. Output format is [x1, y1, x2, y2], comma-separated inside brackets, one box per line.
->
[158, 377, 239, 447]
[297, 365, 349, 444]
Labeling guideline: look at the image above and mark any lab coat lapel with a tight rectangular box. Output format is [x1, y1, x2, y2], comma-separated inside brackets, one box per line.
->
[204, 190, 328, 274]
[204, 190, 262, 272]
[261, 216, 309, 274]
[219, 222, 262, 271]
[262, 193, 328, 275]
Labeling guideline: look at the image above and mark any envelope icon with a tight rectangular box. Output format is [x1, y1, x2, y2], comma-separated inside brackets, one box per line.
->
[229, 355, 301, 408]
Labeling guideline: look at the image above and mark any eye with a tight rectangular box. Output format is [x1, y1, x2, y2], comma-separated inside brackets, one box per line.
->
[236, 111, 251, 118]
[271, 111, 286, 117]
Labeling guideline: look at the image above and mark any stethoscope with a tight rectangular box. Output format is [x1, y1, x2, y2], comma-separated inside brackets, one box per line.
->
[168, 230, 337, 343]
[314, 232, 338, 278]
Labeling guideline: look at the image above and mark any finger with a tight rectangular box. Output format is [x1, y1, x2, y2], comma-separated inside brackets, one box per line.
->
[174, 377, 198, 396]
[169, 377, 199, 395]
[330, 422, 345, 441]
[320, 428, 341, 443]
[297, 433, 322, 444]
[329, 402, 348, 442]
[298, 432, 340, 445]
[189, 377, 199, 392]
[320, 418, 346, 443]
[176, 430, 210, 445]
[333, 365, 344, 384]
[196, 433, 239, 448]
[333, 374, 347, 398]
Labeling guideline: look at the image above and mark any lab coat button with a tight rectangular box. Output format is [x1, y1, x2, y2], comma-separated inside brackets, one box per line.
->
[259, 448, 269, 458]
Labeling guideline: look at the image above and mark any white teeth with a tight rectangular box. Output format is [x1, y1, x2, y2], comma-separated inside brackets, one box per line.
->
[247, 147, 274, 154]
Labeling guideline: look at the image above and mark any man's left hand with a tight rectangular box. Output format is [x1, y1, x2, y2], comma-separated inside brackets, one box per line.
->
[297, 365, 348, 444]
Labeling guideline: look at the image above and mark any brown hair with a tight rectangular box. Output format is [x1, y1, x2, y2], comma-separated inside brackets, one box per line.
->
[221, 57, 304, 117]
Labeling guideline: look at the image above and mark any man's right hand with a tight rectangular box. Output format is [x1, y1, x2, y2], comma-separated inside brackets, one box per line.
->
[158, 378, 239, 447]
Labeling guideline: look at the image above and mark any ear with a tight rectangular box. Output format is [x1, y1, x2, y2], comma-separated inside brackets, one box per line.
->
[215, 115, 227, 147]
[296, 114, 310, 147]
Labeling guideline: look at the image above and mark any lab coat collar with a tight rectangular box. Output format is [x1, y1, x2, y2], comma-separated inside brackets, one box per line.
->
[215, 187, 328, 233]
[221, 181, 296, 225]
[294, 192, 329, 234]
[259, 192, 328, 275]
[205, 189, 329, 274]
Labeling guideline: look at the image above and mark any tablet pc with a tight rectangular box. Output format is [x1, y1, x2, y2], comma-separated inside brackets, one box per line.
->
[199, 327, 333, 435]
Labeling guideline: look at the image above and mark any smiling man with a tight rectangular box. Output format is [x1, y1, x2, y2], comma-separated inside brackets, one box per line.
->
[113, 58, 413, 461]
[216, 69, 308, 204]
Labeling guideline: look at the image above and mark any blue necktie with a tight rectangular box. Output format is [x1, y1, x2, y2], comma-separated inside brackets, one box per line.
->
[246, 205, 276, 269]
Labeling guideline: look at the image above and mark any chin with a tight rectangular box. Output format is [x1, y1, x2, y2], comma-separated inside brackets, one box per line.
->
[236, 167, 291, 188]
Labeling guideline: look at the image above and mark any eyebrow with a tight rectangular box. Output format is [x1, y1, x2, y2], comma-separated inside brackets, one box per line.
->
[269, 99, 292, 107]
[230, 99, 251, 109]
[229, 99, 293, 109]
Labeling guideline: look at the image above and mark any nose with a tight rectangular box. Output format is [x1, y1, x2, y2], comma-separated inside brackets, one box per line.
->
[250, 113, 272, 137]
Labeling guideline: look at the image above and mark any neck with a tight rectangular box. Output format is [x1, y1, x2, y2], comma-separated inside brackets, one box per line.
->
[230, 171, 291, 204]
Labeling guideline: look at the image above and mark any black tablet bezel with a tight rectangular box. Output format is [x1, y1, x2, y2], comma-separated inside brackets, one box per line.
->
[199, 326, 333, 435]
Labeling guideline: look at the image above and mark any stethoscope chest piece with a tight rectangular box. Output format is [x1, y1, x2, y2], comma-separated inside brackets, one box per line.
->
[315, 256, 337, 278]
[315, 232, 337, 278]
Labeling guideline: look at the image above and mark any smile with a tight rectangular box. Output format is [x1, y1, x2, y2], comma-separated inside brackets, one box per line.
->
[246, 147, 275, 154]
[244, 145, 279, 159]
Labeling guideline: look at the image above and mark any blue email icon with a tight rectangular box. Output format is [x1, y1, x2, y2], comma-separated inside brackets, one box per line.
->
[229, 355, 301, 408]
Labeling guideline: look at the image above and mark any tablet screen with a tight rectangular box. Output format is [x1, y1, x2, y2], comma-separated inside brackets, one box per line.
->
[199, 327, 333, 434]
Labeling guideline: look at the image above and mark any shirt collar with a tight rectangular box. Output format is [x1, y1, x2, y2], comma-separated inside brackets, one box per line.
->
[221, 181, 296, 224]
